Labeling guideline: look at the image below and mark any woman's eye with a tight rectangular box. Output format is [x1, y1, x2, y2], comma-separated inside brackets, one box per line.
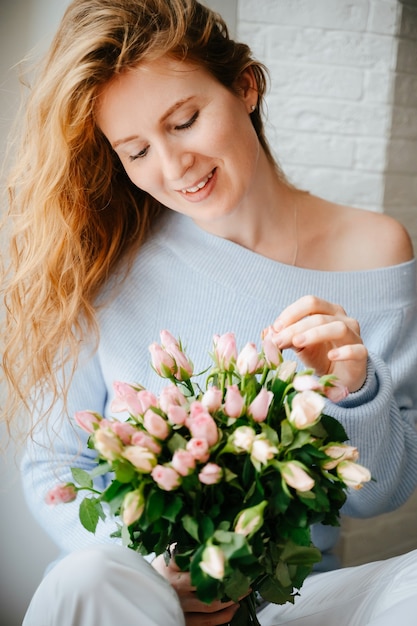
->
[129, 146, 149, 161]
[175, 111, 199, 131]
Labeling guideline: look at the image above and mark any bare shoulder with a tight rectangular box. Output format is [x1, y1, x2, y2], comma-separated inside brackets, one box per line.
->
[299, 194, 415, 271]
[337, 204, 414, 268]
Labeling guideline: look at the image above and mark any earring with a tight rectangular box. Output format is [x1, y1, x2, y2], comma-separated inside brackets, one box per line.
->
[250, 104, 255, 112]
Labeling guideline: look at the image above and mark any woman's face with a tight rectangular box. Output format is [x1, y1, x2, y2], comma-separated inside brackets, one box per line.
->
[97, 56, 260, 226]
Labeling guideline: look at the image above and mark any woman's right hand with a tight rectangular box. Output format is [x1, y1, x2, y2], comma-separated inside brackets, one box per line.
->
[152, 553, 240, 626]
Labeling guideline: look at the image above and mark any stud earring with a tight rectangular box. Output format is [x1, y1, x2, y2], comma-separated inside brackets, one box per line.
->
[250, 104, 255, 112]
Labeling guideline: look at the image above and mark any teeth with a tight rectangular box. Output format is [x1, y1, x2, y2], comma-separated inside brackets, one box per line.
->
[182, 172, 213, 194]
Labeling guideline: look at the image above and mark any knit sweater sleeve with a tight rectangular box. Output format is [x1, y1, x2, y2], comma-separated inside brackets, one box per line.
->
[21, 347, 120, 553]
[324, 295, 417, 518]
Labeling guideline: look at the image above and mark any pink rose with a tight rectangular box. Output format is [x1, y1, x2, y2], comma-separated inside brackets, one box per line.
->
[151, 465, 181, 491]
[136, 390, 159, 413]
[229, 426, 256, 452]
[166, 344, 193, 381]
[261, 330, 282, 368]
[323, 380, 349, 403]
[187, 404, 219, 446]
[281, 461, 315, 492]
[186, 438, 210, 462]
[293, 375, 321, 392]
[247, 388, 274, 422]
[94, 427, 124, 460]
[159, 384, 187, 413]
[322, 444, 359, 470]
[224, 385, 245, 418]
[111, 381, 144, 416]
[250, 436, 278, 466]
[110, 421, 137, 444]
[289, 390, 325, 430]
[213, 332, 237, 370]
[167, 405, 188, 426]
[144, 409, 170, 440]
[149, 343, 176, 378]
[122, 445, 157, 473]
[277, 360, 297, 382]
[198, 463, 223, 485]
[201, 387, 223, 412]
[131, 430, 162, 454]
[171, 449, 196, 476]
[74, 410, 101, 433]
[337, 461, 371, 490]
[45, 484, 77, 505]
[160, 330, 180, 349]
[122, 490, 145, 526]
[236, 342, 264, 375]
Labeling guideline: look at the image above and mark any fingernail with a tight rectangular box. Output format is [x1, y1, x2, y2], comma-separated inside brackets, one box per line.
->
[273, 320, 283, 332]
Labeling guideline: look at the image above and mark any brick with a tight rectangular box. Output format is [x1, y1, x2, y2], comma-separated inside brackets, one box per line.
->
[267, 62, 364, 100]
[282, 165, 385, 208]
[238, 0, 370, 31]
[272, 130, 355, 168]
[368, 0, 400, 35]
[266, 96, 391, 137]
[355, 138, 387, 171]
[364, 71, 396, 103]
[265, 27, 395, 70]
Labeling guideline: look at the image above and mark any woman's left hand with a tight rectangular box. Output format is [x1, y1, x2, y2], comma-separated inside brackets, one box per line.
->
[269, 295, 368, 393]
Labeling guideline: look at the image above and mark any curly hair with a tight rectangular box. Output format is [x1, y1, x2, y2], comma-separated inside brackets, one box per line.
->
[1, 0, 282, 441]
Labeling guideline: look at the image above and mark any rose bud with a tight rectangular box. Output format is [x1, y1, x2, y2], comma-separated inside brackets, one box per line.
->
[281, 461, 315, 492]
[200, 545, 225, 580]
[45, 483, 77, 506]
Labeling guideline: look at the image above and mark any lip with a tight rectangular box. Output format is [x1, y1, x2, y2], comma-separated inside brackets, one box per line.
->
[179, 168, 216, 202]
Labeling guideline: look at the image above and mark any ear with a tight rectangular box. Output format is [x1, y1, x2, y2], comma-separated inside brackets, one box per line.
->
[233, 67, 258, 112]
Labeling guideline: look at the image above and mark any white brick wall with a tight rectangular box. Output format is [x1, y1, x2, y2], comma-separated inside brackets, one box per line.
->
[237, 0, 408, 214]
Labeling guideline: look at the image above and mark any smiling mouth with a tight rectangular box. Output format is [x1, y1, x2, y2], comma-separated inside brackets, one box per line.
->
[181, 170, 214, 194]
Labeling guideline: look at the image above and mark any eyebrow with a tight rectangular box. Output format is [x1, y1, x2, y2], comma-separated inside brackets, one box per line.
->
[111, 96, 195, 149]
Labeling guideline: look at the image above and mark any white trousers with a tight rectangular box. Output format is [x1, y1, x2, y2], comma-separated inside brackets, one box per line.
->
[22, 544, 417, 626]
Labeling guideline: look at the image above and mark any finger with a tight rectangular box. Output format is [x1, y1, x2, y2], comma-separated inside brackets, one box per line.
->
[291, 320, 363, 350]
[273, 296, 347, 329]
[274, 315, 360, 348]
[328, 343, 368, 362]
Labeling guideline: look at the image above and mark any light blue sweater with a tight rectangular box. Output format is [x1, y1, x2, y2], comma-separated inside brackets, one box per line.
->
[22, 210, 417, 565]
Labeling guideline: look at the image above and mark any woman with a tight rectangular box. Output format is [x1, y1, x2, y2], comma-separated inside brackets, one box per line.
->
[2, 1, 417, 624]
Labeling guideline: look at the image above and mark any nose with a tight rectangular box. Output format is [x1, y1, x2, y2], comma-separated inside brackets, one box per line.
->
[157, 140, 194, 183]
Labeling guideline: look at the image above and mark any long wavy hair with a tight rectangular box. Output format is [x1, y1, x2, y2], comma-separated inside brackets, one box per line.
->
[1, 0, 283, 441]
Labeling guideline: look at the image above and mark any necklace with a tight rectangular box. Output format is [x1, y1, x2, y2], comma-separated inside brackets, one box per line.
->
[291, 202, 299, 267]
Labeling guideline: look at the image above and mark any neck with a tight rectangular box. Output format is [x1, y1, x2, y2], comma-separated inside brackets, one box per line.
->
[193, 153, 301, 265]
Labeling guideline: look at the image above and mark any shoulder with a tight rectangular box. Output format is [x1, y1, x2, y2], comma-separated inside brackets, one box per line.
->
[337, 204, 414, 268]
[299, 194, 414, 271]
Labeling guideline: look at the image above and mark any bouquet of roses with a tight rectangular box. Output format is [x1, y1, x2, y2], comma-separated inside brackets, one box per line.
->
[46, 328, 371, 625]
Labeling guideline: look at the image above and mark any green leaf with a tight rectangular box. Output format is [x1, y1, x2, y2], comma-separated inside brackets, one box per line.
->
[162, 495, 183, 522]
[280, 541, 322, 565]
[145, 489, 165, 525]
[183, 514, 200, 541]
[113, 459, 136, 484]
[223, 569, 251, 603]
[320, 414, 348, 442]
[100, 481, 131, 516]
[280, 420, 294, 447]
[79, 497, 102, 533]
[256, 573, 295, 605]
[71, 467, 93, 489]
[89, 461, 112, 478]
